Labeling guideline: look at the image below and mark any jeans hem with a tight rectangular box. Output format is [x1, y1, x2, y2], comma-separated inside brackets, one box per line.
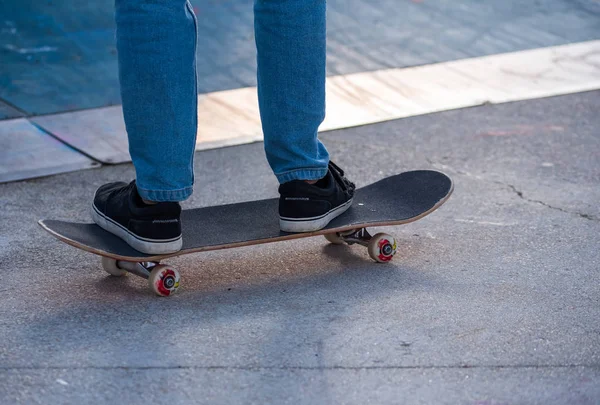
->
[137, 185, 193, 202]
[276, 168, 328, 184]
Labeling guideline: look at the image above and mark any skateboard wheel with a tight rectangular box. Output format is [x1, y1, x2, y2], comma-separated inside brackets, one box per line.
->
[101, 257, 127, 277]
[368, 233, 397, 263]
[324, 232, 345, 245]
[148, 265, 181, 297]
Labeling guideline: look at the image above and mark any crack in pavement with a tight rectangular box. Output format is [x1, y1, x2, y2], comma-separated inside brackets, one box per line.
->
[426, 159, 598, 221]
[500, 183, 599, 222]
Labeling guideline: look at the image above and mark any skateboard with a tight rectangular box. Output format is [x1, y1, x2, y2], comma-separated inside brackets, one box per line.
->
[39, 170, 453, 297]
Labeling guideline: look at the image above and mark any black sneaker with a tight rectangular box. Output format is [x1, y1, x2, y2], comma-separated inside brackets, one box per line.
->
[91, 181, 182, 254]
[278, 161, 355, 232]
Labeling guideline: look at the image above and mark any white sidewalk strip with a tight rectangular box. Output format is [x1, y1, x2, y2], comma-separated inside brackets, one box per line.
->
[0, 119, 98, 183]
[26, 40, 600, 166]
[196, 87, 264, 149]
[322, 40, 600, 130]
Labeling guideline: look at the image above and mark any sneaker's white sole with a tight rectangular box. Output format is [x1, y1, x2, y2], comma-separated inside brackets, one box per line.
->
[91, 204, 182, 255]
[279, 199, 353, 233]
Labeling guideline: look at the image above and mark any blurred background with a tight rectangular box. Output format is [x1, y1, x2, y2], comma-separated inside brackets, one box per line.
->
[2, 0, 599, 117]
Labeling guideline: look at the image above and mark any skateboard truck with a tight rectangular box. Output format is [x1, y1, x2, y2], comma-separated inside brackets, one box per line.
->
[101, 257, 181, 297]
[337, 228, 373, 246]
[114, 261, 157, 279]
[324, 228, 398, 263]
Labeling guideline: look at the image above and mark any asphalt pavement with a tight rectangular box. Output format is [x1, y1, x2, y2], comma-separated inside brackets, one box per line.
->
[0, 91, 598, 404]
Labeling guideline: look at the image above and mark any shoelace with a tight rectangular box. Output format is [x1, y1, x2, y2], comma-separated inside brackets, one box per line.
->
[328, 161, 355, 194]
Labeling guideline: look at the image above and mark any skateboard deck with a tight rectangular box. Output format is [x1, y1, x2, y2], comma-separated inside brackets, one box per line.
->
[39, 170, 452, 296]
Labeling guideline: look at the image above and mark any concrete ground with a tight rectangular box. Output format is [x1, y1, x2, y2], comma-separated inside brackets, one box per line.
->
[1, 91, 599, 404]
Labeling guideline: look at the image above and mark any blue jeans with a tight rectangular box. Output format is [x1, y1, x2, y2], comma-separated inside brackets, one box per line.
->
[116, 0, 330, 202]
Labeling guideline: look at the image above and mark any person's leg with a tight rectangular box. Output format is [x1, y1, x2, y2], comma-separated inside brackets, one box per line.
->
[92, 0, 198, 254]
[117, 0, 198, 202]
[254, 0, 355, 232]
[254, 0, 329, 184]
